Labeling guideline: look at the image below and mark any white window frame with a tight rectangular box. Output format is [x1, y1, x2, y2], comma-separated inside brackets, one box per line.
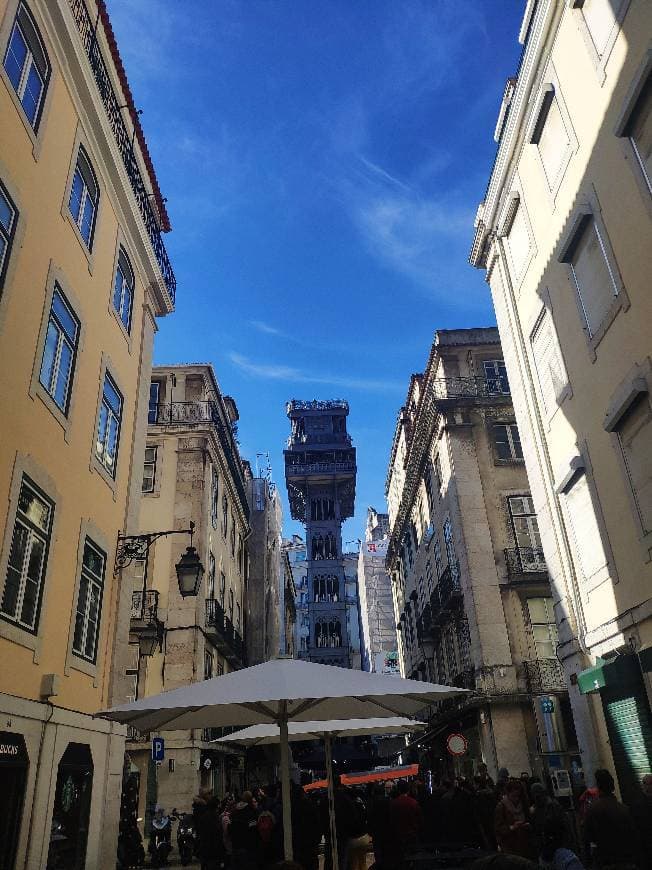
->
[526, 596, 559, 659]
[483, 359, 510, 395]
[0, 180, 17, 292]
[558, 200, 629, 355]
[530, 304, 571, 421]
[2, 2, 50, 130]
[112, 247, 134, 332]
[142, 445, 157, 493]
[493, 422, 523, 462]
[567, 0, 631, 84]
[95, 371, 123, 478]
[614, 49, 652, 213]
[72, 538, 106, 663]
[1, 475, 53, 632]
[68, 146, 99, 249]
[38, 284, 79, 414]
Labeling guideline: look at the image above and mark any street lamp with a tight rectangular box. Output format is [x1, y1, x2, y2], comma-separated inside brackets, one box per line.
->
[114, 521, 204, 598]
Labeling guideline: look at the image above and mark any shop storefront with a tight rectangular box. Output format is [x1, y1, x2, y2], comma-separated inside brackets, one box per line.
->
[46, 743, 94, 870]
[0, 731, 29, 870]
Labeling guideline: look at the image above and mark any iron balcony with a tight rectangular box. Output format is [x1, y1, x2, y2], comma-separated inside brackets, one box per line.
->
[504, 546, 548, 577]
[432, 376, 510, 402]
[205, 598, 245, 667]
[68, 0, 176, 303]
[131, 589, 159, 625]
[285, 460, 356, 476]
[523, 658, 567, 693]
[287, 433, 353, 447]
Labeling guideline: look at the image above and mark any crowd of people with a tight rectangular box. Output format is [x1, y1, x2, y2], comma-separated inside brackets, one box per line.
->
[165, 766, 652, 870]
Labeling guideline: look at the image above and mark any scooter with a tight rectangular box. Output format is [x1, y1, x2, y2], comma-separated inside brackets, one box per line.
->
[148, 812, 173, 867]
[175, 813, 196, 866]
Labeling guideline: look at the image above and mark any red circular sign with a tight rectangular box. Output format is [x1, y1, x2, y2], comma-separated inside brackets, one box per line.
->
[446, 733, 468, 757]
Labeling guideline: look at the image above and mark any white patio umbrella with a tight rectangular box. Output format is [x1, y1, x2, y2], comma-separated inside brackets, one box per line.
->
[99, 657, 465, 861]
[216, 717, 427, 870]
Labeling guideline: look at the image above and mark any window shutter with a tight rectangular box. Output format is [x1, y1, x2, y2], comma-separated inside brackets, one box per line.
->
[618, 396, 652, 534]
[563, 472, 608, 583]
[628, 74, 652, 191]
[532, 310, 567, 415]
[571, 220, 617, 337]
[506, 202, 530, 277]
[538, 96, 569, 187]
[581, 0, 616, 56]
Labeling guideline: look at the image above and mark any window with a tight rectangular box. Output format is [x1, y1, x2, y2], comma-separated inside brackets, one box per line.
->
[527, 597, 558, 659]
[210, 465, 219, 528]
[219, 571, 226, 606]
[207, 552, 216, 599]
[148, 382, 160, 424]
[622, 72, 652, 195]
[125, 643, 140, 702]
[0, 181, 17, 290]
[1, 476, 53, 631]
[443, 518, 456, 574]
[112, 248, 134, 331]
[433, 538, 443, 580]
[230, 514, 236, 556]
[68, 147, 98, 248]
[531, 88, 570, 191]
[614, 395, 652, 534]
[505, 201, 530, 279]
[39, 286, 79, 413]
[3, 3, 50, 128]
[204, 649, 213, 680]
[564, 216, 619, 338]
[577, 0, 621, 58]
[483, 359, 509, 394]
[561, 468, 609, 585]
[222, 495, 228, 538]
[493, 423, 523, 461]
[508, 496, 546, 570]
[531, 309, 568, 416]
[95, 373, 123, 477]
[216, 661, 224, 677]
[236, 602, 241, 632]
[237, 535, 243, 574]
[72, 539, 106, 663]
[142, 446, 157, 493]
[228, 587, 234, 623]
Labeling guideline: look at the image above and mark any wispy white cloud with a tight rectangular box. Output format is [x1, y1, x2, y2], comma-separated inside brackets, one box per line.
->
[229, 353, 403, 394]
[249, 320, 284, 336]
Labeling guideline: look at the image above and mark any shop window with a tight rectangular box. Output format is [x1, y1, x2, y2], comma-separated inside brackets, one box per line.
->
[0, 731, 29, 870]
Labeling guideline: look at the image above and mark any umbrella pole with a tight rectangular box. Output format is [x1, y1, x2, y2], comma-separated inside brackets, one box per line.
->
[324, 732, 339, 870]
[279, 701, 293, 860]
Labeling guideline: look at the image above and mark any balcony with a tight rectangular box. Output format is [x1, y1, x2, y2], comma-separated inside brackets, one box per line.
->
[504, 547, 548, 578]
[438, 563, 463, 611]
[205, 599, 245, 667]
[131, 589, 159, 623]
[285, 460, 356, 477]
[432, 376, 510, 402]
[287, 432, 353, 447]
[68, 0, 175, 303]
[287, 400, 349, 413]
[150, 401, 219, 425]
[524, 658, 566, 693]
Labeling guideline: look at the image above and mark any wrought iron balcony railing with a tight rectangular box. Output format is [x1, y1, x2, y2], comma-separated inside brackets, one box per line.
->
[432, 376, 510, 401]
[131, 589, 159, 624]
[68, 0, 176, 303]
[287, 432, 352, 447]
[287, 399, 349, 412]
[438, 562, 463, 610]
[205, 599, 245, 666]
[505, 547, 548, 577]
[523, 658, 566, 693]
[285, 460, 356, 476]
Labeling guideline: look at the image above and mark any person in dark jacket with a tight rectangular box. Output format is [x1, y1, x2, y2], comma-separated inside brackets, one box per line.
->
[583, 769, 638, 870]
[230, 790, 260, 870]
[291, 782, 321, 870]
[630, 774, 652, 870]
[389, 779, 423, 864]
[529, 782, 567, 856]
[368, 783, 392, 869]
[197, 796, 226, 870]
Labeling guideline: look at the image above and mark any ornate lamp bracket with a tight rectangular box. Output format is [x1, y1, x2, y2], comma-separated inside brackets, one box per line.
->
[114, 521, 195, 576]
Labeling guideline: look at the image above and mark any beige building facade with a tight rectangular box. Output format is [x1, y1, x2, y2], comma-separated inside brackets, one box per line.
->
[0, 0, 175, 867]
[470, 0, 652, 803]
[386, 329, 578, 783]
[125, 364, 249, 820]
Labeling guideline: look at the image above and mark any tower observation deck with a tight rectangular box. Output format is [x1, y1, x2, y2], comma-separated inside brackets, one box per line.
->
[284, 400, 357, 667]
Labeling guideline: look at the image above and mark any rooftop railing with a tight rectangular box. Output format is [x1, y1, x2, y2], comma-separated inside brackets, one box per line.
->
[68, 0, 176, 303]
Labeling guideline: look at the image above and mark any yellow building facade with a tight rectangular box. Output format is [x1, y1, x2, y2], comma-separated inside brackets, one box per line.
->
[0, 0, 174, 866]
[471, 0, 652, 804]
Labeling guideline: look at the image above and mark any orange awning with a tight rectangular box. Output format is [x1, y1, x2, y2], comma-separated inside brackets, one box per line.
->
[304, 763, 419, 791]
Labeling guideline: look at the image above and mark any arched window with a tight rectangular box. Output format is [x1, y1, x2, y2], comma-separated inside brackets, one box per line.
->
[112, 247, 135, 331]
[69, 146, 99, 248]
[3, 2, 50, 129]
[324, 533, 336, 559]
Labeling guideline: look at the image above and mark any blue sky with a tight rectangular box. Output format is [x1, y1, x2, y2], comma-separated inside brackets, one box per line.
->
[108, 0, 524, 542]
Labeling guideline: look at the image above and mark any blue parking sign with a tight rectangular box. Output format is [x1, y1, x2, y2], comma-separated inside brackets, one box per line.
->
[152, 737, 165, 761]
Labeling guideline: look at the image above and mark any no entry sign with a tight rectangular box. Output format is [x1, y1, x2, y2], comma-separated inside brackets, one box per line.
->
[446, 732, 468, 757]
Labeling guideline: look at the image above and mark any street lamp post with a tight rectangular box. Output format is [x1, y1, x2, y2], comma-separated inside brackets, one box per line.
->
[114, 520, 205, 597]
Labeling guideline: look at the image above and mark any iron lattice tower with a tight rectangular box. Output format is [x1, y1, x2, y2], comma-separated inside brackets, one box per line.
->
[284, 400, 357, 667]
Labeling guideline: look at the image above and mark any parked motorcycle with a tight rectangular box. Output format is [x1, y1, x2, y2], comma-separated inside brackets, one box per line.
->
[148, 807, 172, 867]
[175, 812, 196, 866]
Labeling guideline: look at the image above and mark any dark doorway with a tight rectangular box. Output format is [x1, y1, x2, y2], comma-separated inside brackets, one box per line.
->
[0, 731, 29, 870]
[47, 743, 94, 870]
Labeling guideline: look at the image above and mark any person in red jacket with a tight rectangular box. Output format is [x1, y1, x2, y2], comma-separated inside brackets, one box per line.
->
[389, 780, 423, 863]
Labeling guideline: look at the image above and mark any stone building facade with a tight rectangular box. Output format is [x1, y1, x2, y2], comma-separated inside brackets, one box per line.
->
[358, 508, 397, 673]
[386, 329, 578, 783]
[0, 1, 175, 867]
[470, 0, 652, 801]
[244, 466, 282, 665]
[284, 400, 357, 667]
[125, 364, 249, 820]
